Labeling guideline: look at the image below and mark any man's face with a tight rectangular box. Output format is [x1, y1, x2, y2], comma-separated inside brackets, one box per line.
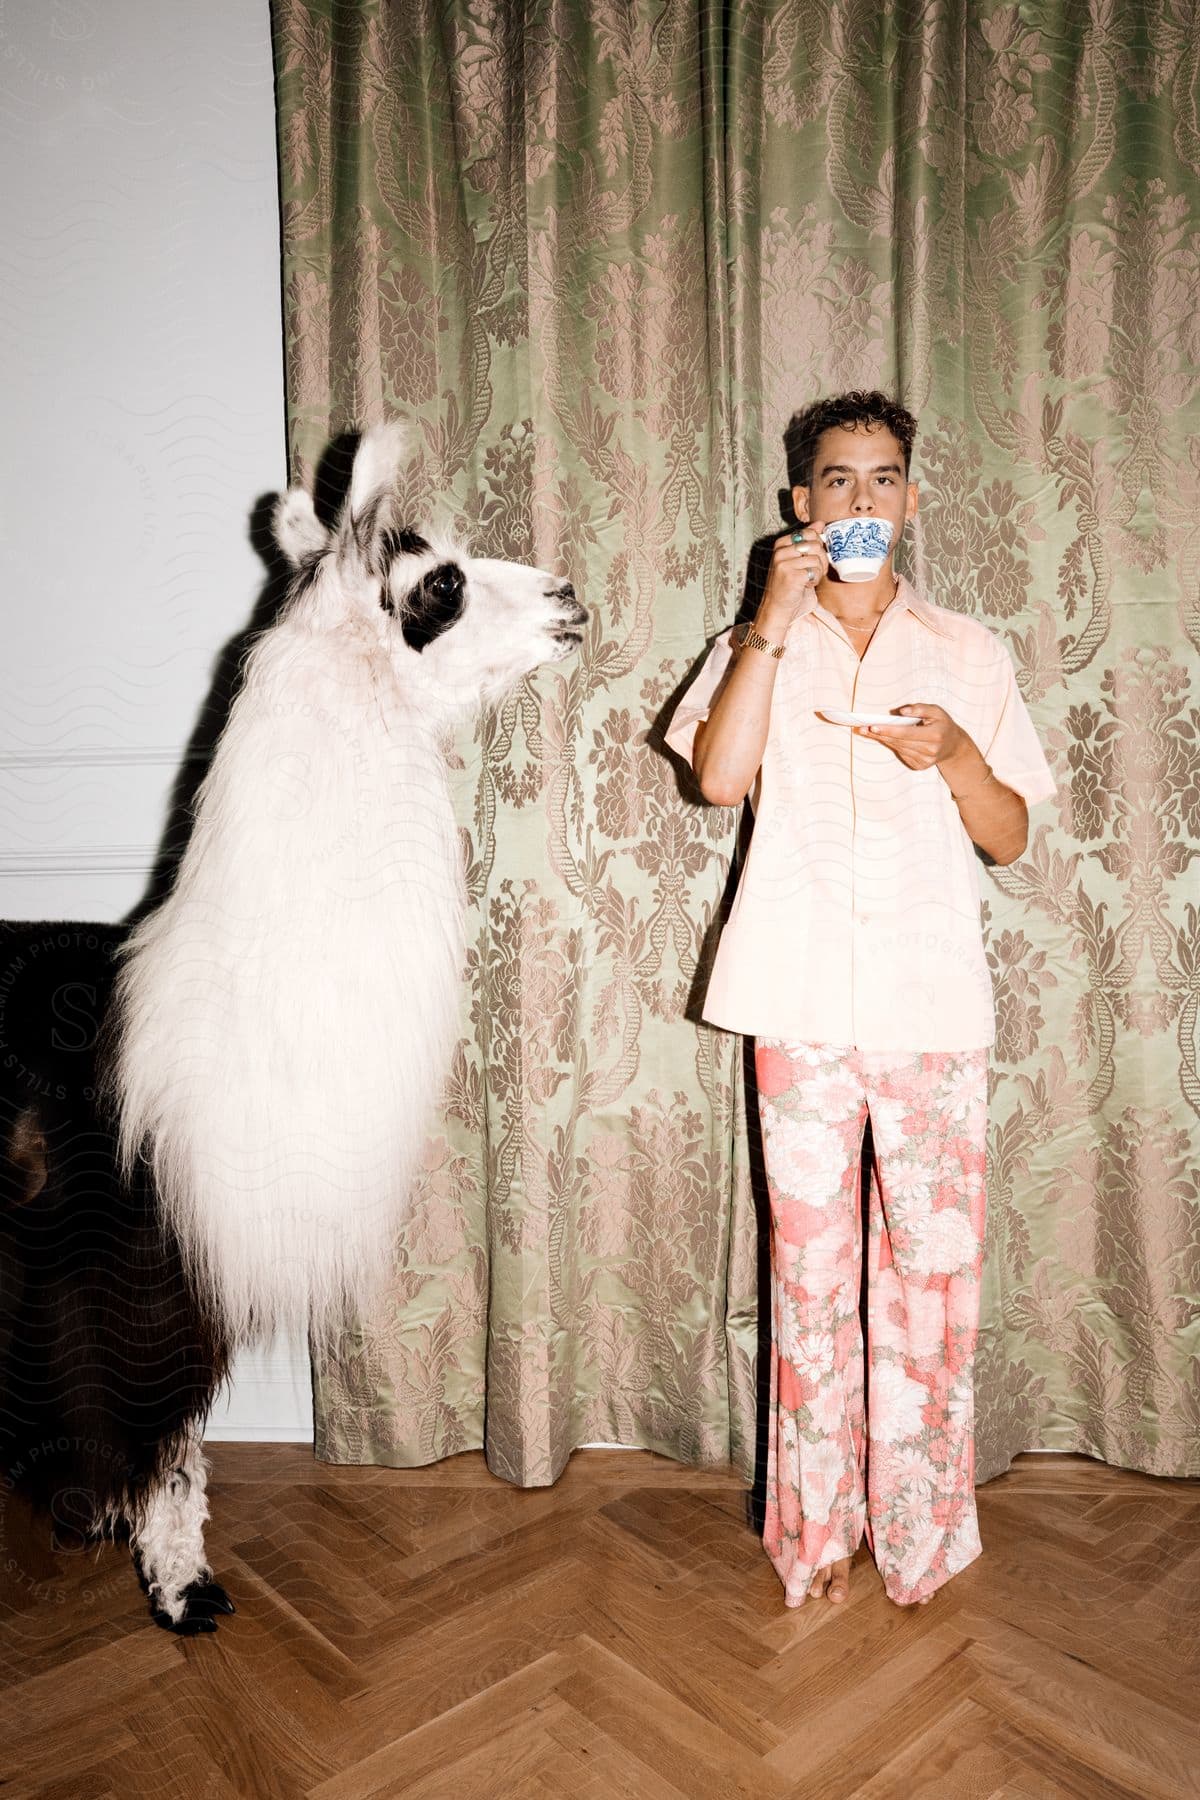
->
[791, 423, 918, 557]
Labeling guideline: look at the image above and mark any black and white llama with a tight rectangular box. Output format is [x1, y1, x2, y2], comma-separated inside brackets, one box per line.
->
[0, 424, 586, 1631]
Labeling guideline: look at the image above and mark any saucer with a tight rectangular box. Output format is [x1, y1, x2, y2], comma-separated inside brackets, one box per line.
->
[816, 709, 922, 728]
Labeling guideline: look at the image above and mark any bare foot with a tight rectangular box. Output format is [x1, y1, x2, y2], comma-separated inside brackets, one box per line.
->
[808, 1558, 851, 1605]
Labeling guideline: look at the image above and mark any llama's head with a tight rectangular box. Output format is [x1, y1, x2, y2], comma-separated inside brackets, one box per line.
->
[272, 424, 587, 713]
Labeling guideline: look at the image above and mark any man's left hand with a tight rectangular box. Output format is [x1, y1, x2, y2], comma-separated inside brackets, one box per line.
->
[856, 703, 966, 771]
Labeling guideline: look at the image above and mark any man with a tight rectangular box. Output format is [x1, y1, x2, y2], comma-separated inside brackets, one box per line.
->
[666, 392, 1055, 1608]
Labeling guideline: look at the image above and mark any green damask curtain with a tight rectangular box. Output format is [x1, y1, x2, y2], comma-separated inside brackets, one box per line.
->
[273, 0, 1200, 1486]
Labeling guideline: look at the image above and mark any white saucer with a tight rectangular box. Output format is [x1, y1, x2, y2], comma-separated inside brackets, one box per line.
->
[816, 709, 922, 728]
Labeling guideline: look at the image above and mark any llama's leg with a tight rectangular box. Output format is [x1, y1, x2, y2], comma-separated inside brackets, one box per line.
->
[129, 1427, 235, 1633]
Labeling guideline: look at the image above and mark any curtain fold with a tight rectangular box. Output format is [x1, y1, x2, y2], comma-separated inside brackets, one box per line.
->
[273, 0, 1199, 1486]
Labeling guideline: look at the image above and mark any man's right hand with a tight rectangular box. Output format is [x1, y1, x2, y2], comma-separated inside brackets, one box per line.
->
[696, 526, 827, 803]
[758, 523, 829, 628]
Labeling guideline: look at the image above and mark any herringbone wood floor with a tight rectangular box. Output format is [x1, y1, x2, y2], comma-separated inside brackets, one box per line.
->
[0, 1448, 1196, 1799]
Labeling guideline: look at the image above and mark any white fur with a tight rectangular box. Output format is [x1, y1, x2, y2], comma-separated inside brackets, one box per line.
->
[274, 486, 330, 564]
[347, 418, 411, 518]
[113, 426, 583, 1346]
[127, 1430, 212, 1625]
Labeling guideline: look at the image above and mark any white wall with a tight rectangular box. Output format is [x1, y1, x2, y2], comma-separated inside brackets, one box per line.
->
[0, 0, 311, 1441]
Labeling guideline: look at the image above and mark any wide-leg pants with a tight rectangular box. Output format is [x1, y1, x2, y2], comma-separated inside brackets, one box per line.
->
[754, 1039, 989, 1606]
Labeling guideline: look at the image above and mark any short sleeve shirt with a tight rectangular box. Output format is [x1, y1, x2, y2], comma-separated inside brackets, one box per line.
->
[665, 577, 1056, 1052]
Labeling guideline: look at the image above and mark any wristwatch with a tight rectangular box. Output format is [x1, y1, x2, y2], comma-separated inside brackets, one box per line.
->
[740, 625, 786, 659]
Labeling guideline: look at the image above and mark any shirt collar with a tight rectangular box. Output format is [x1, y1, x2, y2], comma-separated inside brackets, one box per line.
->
[896, 575, 951, 635]
[799, 572, 951, 636]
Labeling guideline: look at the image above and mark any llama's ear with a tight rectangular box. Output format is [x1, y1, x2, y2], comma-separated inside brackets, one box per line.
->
[348, 422, 412, 533]
[274, 487, 330, 568]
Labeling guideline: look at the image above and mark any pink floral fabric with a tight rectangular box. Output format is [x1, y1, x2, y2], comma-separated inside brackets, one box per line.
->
[755, 1039, 989, 1606]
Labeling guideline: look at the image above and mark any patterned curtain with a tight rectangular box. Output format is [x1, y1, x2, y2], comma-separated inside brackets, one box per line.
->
[273, 0, 1199, 1486]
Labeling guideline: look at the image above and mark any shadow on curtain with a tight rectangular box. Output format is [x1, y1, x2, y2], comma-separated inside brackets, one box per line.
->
[272, 0, 1200, 1486]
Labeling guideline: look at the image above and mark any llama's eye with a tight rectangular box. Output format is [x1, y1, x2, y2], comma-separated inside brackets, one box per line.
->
[403, 561, 466, 651]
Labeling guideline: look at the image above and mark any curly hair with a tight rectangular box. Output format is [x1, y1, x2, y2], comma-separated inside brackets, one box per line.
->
[785, 391, 917, 492]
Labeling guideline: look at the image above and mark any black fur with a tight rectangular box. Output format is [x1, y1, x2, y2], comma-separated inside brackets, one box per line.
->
[379, 526, 431, 566]
[401, 561, 466, 650]
[289, 547, 325, 601]
[361, 520, 465, 648]
[0, 924, 228, 1614]
[362, 512, 430, 585]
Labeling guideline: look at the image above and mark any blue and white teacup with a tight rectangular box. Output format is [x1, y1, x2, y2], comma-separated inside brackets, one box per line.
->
[820, 516, 894, 582]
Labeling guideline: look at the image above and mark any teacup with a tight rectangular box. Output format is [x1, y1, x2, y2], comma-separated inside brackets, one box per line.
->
[820, 516, 894, 582]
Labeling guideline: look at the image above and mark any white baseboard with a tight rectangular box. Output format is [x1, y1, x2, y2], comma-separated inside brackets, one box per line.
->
[203, 1338, 313, 1444]
[198, 1335, 647, 1458]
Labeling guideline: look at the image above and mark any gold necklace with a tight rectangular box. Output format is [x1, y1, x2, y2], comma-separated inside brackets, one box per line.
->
[833, 577, 900, 635]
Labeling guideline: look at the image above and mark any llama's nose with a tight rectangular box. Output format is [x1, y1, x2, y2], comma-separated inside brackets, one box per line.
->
[551, 580, 587, 624]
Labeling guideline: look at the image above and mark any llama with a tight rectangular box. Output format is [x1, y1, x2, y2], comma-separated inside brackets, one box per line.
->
[0, 425, 586, 1629]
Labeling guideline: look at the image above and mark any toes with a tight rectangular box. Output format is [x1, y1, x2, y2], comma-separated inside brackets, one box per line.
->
[174, 1614, 219, 1636]
[807, 1560, 851, 1605]
[184, 1578, 235, 1616]
[149, 1577, 234, 1634]
[153, 1606, 218, 1635]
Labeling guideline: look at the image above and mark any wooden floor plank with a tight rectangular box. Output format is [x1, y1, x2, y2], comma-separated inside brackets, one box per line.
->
[147, 1655, 338, 1797]
[0, 1629, 181, 1743]
[577, 1541, 785, 1756]
[958, 1525, 1195, 1716]
[765, 1626, 979, 1787]
[984, 1718, 1159, 1800]
[0, 1448, 1195, 1799]
[556, 1633, 792, 1800]
[215, 1546, 365, 1699]
[335, 1561, 591, 1757]
[0, 1713, 138, 1798]
[541, 1699, 693, 1799]
[308, 1651, 573, 1800]
[90, 1708, 251, 1800]
[349, 1706, 564, 1800]
[816, 1695, 1003, 1800]
[962, 1611, 1200, 1800]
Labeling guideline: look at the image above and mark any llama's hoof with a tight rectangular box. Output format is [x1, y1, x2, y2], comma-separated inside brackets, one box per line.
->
[154, 1606, 218, 1635]
[185, 1578, 235, 1616]
[152, 1578, 236, 1634]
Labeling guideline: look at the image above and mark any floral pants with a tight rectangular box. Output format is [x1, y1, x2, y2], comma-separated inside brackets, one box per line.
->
[754, 1039, 989, 1607]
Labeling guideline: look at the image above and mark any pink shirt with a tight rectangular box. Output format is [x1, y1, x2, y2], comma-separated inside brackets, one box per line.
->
[666, 577, 1055, 1052]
